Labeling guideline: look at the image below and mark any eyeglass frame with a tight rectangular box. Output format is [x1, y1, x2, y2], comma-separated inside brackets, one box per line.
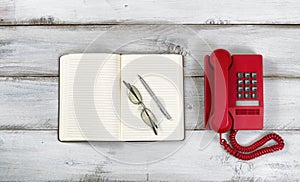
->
[123, 80, 158, 135]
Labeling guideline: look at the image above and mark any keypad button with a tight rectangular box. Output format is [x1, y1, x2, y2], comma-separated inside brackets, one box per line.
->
[252, 93, 258, 98]
[245, 80, 250, 85]
[252, 86, 257, 92]
[237, 80, 243, 85]
[245, 87, 250, 92]
[252, 80, 257, 84]
[245, 93, 251, 98]
[245, 72, 251, 78]
[252, 72, 257, 78]
[237, 87, 243, 92]
[237, 93, 243, 99]
[237, 72, 243, 78]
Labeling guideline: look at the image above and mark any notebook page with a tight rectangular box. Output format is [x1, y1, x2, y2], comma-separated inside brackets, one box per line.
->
[120, 54, 184, 141]
[59, 54, 121, 141]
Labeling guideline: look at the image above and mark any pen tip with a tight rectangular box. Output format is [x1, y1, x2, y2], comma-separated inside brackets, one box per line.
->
[137, 74, 142, 79]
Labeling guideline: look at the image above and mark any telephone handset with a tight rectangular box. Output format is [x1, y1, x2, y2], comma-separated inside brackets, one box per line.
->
[204, 49, 284, 160]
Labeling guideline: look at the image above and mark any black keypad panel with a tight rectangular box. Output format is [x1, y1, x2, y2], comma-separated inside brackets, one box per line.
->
[236, 72, 258, 99]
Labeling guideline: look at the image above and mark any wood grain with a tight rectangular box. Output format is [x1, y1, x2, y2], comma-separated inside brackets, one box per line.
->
[1, 77, 299, 130]
[0, 130, 297, 181]
[0, 0, 300, 24]
[0, 77, 57, 129]
[1, 25, 300, 77]
[0, 2, 299, 180]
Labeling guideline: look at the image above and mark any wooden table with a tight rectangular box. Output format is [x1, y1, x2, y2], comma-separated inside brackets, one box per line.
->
[1, 1, 300, 181]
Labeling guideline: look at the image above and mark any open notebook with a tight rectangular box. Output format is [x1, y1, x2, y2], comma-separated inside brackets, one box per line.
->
[59, 54, 184, 141]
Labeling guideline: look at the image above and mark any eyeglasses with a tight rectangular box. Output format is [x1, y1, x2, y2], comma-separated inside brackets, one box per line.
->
[123, 80, 158, 135]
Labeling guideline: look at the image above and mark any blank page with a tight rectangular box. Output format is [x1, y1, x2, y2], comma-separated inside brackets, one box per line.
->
[59, 54, 121, 141]
[120, 54, 184, 141]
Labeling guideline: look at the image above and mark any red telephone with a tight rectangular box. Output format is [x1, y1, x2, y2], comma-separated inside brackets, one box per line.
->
[204, 49, 284, 160]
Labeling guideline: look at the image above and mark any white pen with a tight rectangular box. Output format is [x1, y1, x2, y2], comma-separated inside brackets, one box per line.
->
[138, 75, 172, 120]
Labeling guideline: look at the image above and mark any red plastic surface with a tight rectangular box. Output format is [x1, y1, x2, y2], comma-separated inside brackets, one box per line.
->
[204, 49, 264, 132]
[205, 49, 233, 133]
[229, 54, 264, 130]
[204, 50, 285, 160]
[220, 130, 284, 160]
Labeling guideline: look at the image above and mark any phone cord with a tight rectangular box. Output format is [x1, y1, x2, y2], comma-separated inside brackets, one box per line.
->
[219, 130, 284, 160]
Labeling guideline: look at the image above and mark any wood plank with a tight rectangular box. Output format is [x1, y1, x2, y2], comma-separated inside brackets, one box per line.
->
[0, 77, 58, 129]
[1, 0, 300, 24]
[0, 130, 297, 181]
[1, 25, 300, 77]
[1, 77, 299, 130]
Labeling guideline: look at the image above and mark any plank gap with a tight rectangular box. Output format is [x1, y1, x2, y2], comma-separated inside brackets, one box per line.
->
[0, 128, 300, 131]
[1, 24, 300, 27]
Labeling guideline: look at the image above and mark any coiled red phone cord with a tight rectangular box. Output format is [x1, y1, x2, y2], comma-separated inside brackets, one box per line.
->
[219, 130, 284, 160]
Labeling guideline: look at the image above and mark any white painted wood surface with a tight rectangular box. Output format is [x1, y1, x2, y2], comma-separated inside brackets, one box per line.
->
[0, 130, 297, 181]
[0, 0, 300, 24]
[1, 77, 300, 130]
[1, 25, 300, 77]
[1, 0, 300, 181]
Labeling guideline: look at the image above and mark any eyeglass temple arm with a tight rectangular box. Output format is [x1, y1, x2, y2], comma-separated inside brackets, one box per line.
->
[123, 81, 141, 102]
[143, 108, 158, 129]
[150, 122, 158, 135]
[144, 110, 158, 135]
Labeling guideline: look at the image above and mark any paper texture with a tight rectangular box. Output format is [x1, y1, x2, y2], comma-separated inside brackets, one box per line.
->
[120, 54, 184, 141]
[59, 54, 184, 141]
[59, 54, 120, 141]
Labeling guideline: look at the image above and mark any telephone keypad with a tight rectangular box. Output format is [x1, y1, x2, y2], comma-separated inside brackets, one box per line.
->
[236, 72, 258, 100]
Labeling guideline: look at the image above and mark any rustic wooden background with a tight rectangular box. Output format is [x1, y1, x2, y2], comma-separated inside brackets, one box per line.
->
[1, 0, 300, 181]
